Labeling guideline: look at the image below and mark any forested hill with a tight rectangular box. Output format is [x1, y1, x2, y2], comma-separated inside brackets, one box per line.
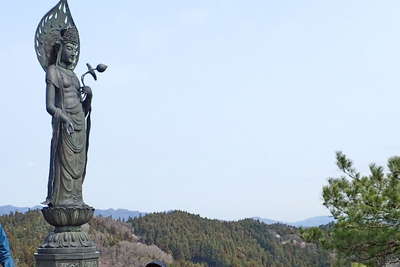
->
[0, 211, 172, 267]
[129, 211, 335, 267]
[1, 210, 338, 266]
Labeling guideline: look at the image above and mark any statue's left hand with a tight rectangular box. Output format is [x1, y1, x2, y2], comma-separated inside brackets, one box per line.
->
[82, 86, 92, 97]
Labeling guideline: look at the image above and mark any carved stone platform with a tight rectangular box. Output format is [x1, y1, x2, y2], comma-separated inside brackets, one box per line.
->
[35, 206, 100, 267]
[41, 206, 95, 249]
[35, 247, 99, 267]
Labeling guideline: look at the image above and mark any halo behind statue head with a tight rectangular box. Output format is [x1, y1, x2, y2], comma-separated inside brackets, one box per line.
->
[35, 0, 80, 71]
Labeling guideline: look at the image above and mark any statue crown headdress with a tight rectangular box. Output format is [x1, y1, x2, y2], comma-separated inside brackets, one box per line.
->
[61, 27, 79, 45]
[35, 0, 80, 71]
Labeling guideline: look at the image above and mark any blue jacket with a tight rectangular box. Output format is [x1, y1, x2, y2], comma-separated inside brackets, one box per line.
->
[0, 225, 15, 267]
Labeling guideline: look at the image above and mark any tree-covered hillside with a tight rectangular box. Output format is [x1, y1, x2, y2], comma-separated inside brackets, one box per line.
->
[0, 210, 172, 267]
[129, 211, 338, 267]
[1, 209, 343, 266]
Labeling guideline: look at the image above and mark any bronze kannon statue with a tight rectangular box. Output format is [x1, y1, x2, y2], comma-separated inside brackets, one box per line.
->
[34, 1, 106, 258]
[35, 0, 106, 208]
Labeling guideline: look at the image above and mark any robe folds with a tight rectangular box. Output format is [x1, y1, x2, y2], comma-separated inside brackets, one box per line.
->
[44, 65, 91, 207]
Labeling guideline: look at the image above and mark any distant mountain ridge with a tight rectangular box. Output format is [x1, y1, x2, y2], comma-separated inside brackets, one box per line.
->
[0, 205, 146, 220]
[0, 205, 333, 226]
[0, 205, 42, 215]
[253, 215, 335, 227]
[94, 208, 146, 220]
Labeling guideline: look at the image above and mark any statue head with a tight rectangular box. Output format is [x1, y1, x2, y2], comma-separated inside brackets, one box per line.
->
[57, 27, 79, 68]
[40, 26, 80, 71]
[59, 42, 78, 67]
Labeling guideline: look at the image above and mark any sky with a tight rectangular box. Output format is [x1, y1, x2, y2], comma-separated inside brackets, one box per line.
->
[1, 0, 400, 222]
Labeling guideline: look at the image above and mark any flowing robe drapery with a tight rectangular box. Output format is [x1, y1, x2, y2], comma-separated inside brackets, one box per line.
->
[44, 65, 90, 207]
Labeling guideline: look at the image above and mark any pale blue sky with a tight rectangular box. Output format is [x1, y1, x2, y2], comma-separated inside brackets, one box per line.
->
[1, 0, 400, 221]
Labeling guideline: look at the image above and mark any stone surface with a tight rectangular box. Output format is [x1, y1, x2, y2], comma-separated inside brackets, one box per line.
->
[41, 229, 94, 249]
[42, 206, 94, 227]
[35, 247, 99, 267]
[41, 206, 95, 249]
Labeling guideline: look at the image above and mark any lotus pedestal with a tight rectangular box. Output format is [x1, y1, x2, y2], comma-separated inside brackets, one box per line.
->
[35, 206, 100, 267]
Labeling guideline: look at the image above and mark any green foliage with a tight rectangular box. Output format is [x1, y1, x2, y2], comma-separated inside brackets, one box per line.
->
[0, 211, 173, 267]
[0, 209, 340, 266]
[129, 210, 333, 267]
[304, 152, 400, 266]
[0, 210, 51, 267]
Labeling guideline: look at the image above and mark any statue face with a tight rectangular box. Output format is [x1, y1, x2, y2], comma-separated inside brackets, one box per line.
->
[60, 43, 78, 66]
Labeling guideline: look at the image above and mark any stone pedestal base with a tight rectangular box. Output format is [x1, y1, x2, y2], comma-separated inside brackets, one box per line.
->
[35, 247, 100, 267]
[35, 206, 99, 267]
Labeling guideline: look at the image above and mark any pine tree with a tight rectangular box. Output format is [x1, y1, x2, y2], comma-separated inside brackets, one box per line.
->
[303, 152, 400, 266]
